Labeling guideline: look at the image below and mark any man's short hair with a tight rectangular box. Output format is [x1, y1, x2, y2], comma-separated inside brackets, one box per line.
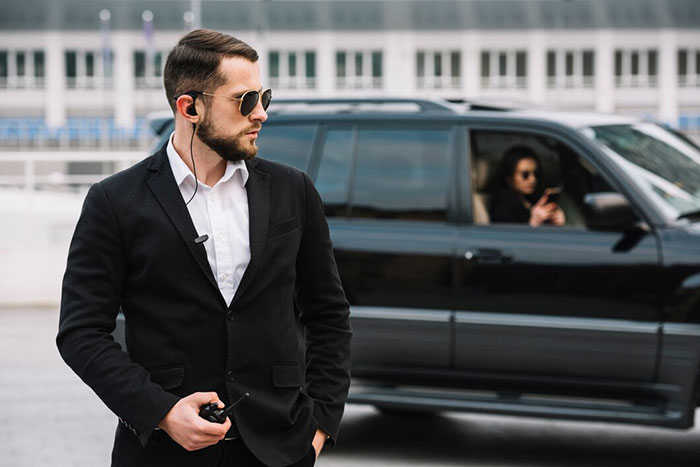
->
[163, 28, 259, 113]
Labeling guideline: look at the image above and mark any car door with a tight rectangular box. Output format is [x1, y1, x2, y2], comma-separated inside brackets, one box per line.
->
[311, 121, 459, 374]
[454, 124, 663, 382]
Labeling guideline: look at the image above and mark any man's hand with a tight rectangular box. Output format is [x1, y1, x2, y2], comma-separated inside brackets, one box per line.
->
[157, 392, 231, 451]
[311, 428, 328, 459]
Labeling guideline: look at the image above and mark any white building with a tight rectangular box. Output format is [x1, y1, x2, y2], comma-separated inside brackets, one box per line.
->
[1, 0, 699, 146]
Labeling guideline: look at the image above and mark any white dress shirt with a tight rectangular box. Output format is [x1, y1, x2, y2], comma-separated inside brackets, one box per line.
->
[166, 133, 250, 305]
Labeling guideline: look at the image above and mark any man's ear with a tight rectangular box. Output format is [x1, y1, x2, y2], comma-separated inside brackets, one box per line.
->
[176, 93, 199, 122]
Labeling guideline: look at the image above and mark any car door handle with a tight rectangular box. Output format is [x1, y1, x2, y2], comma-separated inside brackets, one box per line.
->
[464, 248, 513, 264]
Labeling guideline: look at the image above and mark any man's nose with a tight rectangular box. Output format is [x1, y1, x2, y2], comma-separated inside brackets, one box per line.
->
[249, 99, 268, 123]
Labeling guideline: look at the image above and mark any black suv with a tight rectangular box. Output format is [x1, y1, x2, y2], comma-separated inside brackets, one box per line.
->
[136, 98, 700, 430]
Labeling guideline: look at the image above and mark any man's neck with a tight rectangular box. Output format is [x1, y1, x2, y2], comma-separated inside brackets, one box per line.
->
[172, 129, 227, 187]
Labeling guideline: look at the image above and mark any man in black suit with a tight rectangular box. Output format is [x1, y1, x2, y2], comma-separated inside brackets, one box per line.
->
[57, 29, 352, 467]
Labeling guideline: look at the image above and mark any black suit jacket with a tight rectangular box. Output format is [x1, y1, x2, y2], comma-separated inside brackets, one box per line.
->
[57, 146, 352, 467]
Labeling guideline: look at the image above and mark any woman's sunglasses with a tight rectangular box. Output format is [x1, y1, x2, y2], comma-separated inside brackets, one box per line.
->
[179, 88, 272, 117]
[518, 170, 537, 180]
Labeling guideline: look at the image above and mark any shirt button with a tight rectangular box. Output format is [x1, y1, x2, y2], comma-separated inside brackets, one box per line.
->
[227, 310, 235, 321]
[226, 371, 235, 382]
[220, 273, 228, 281]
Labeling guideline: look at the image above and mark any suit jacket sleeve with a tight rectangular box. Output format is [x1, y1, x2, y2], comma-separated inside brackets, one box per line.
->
[56, 182, 180, 447]
[295, 172, 352, 445]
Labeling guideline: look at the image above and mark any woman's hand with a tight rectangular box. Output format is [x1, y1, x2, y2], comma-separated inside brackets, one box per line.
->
[550, 206, 566, 226]
[529, 195, 555, 227]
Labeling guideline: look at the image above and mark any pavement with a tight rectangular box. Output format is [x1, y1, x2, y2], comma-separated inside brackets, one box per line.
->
[2, 307, 700, 467]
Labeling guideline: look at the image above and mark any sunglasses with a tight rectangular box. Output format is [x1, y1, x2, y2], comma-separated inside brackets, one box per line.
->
[518, 170, 537, 180]
[180, 88, 272, 117]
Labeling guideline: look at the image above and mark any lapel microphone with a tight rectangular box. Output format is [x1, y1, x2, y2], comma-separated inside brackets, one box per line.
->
[194, 234, 208, 244]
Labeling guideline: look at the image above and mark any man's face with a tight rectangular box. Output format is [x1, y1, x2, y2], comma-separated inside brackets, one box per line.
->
[197, 56, 268, 161]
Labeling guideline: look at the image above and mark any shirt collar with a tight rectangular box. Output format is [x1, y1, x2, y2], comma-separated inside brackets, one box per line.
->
[166, 132, 249, 188]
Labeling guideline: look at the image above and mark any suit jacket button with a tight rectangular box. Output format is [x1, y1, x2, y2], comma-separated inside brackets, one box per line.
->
[227, 310, 235, 321]
[226, 371, 235, 382]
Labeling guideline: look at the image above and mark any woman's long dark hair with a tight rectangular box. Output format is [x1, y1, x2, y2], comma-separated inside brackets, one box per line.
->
[495, 145, 542, 191]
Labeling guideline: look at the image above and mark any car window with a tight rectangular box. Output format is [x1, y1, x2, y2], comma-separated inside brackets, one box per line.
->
[470, 130, 617, 227]
[256, 123, 315, 171]
[351, 127, 451, 221]
[316, 128, 354, 217]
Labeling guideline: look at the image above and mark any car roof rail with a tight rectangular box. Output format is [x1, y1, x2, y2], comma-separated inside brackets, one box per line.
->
[268, 97, 458, 115]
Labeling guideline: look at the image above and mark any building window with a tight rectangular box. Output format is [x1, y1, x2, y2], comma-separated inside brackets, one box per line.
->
[34, 50, 45, 86]
[416, 49, 460, 89]
[268, 50, 316, 89]
[133, 50, 164, 89]
[546, 49, 595, 88]
[0, 49, 45, 89]
[481, 50, 527, 89]
[0, 51, 7, 87]
[65, 49, 113, 89]
[614, 49, 658, 88]
[678, 48, 700, 87]
[336, 50, 383, 89]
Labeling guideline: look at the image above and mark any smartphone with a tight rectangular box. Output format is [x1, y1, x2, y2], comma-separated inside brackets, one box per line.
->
[545, 187, 562, 204]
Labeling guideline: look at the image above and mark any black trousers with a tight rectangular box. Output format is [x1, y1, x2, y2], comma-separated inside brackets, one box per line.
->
[217, 439, 316, 467]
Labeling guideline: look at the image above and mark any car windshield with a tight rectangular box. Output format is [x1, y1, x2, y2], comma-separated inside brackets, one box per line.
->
[580, 122, 700, 221]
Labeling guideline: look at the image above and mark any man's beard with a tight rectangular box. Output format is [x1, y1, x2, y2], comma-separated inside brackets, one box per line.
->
[197, 116, 260, 162]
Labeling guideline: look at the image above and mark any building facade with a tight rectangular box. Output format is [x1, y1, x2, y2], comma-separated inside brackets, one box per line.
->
[1, 0, 699, 144]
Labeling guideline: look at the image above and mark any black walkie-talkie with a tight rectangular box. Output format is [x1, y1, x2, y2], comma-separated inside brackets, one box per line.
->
[198, 392, 250, 424]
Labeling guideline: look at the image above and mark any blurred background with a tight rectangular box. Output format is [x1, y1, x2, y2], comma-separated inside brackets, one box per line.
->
[0, 0, 699, 306]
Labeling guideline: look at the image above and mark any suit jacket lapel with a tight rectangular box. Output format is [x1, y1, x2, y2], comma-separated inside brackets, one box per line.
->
[231, 160, 270, 307]
[146, 148, 221, 297]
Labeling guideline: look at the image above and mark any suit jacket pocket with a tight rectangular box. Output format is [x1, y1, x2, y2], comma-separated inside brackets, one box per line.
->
[148, 365, 185, 390]
[272, 363, 301, 388]
[268, 216, 298, 239]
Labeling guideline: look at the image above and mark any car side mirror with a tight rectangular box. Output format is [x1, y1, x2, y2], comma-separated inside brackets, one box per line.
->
[583, 192, 638, 230]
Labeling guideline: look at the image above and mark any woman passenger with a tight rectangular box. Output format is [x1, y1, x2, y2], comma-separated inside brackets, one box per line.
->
[489, 145, 565, 227]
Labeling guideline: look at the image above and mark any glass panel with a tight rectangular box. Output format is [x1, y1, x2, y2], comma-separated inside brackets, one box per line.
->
[34, 51, 45, 78]
[317, 128, 354, 218]
[154, 52, 163, 77]
[481, 51, 489, 77]
[565, 52, 574, 76]
[372, 51, 382, 78]
[678, 49, 688, 76]
[582, 50, 594, 77]
[133, 51, 145, 78]
[336, 51, 346, 78]
[85, 52, 94, 77]
[355, 52, 363, 77]
[305, 51, 316, 78]
[630, 51, 639, 75]
[584, 123, 700, 220]
[256, 124, 315, 171]
[288, 52, 297, 77]
[269, 51, 279, 78]
[516, 51, 527, 77]
[65, 51, 77, 78]
[352, 128, 450, 221]
[416, 51, 425, 77]
[614, 50, 622, 76]
[450, 51, 460, 77]
[498, 52, 507, 76]
[16, 52, 25, 76]
[434, 52, 442, 77]
[648, 50, 658, 77]
[547, 51, 556, 77]
[0, 51, 7, 78]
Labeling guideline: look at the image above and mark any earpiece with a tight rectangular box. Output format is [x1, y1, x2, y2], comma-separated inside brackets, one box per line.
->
[185, 91, 198, 116]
